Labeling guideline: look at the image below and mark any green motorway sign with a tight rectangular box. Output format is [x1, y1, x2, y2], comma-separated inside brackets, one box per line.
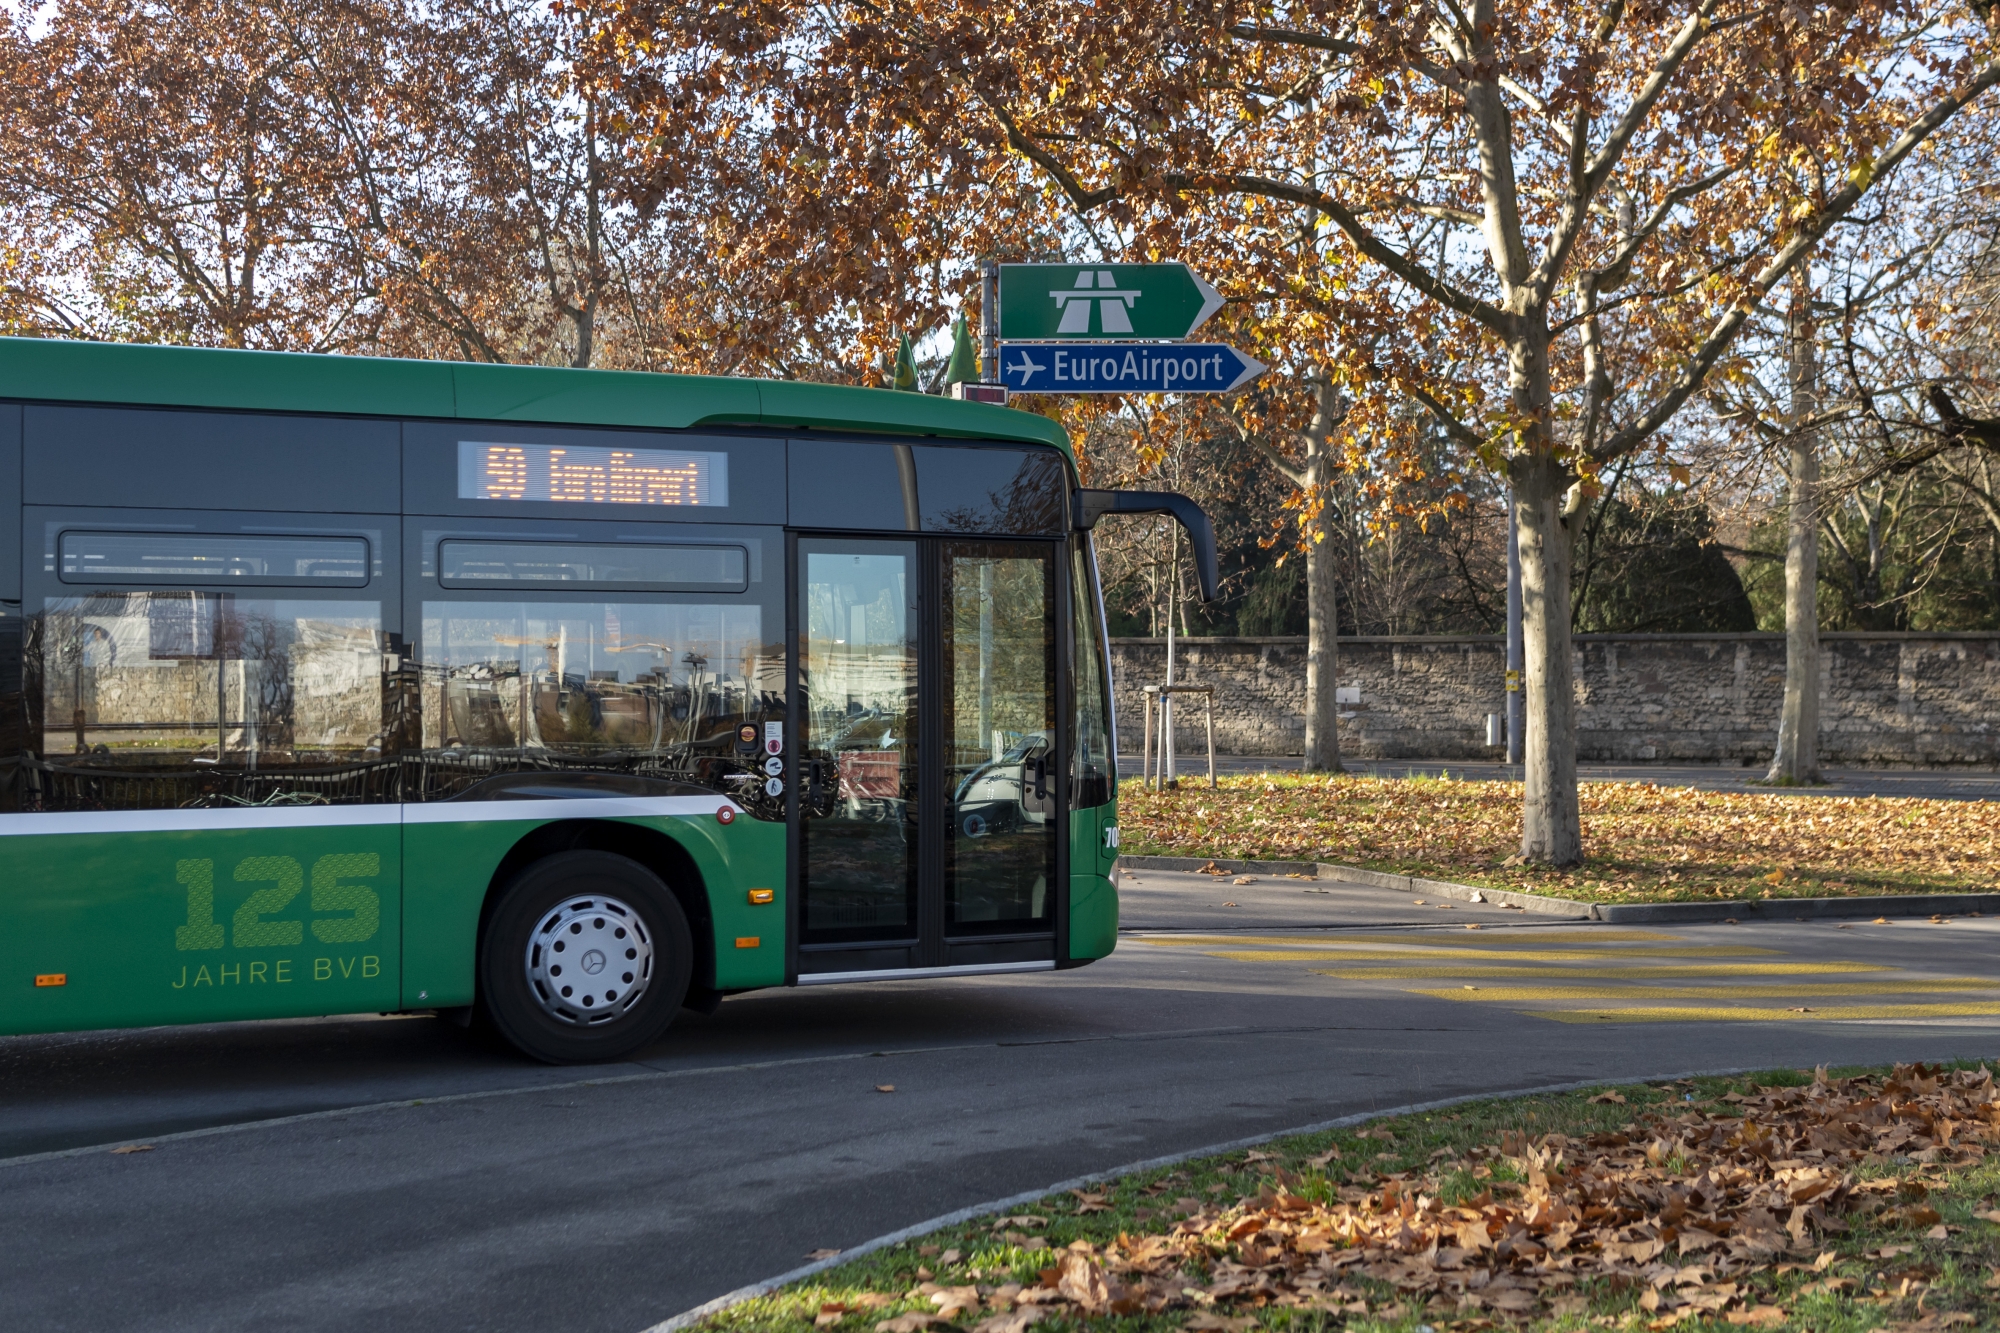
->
[998, 263, 1224, 341]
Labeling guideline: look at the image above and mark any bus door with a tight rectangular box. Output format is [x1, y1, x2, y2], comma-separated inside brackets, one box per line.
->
[792, 537, 1063, 979]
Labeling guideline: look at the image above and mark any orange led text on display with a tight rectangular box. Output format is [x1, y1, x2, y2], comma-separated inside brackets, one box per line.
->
[459, 441, 727, 506]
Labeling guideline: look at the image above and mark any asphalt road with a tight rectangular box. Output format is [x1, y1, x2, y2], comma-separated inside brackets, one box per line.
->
[6, 872, 1999, 1333]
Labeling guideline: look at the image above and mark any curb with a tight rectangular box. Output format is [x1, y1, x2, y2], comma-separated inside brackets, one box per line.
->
[1593, 893, 2000, 923]
[1117, 854, 1321, 877]
[1311, 863, 1589, 918]
[634, 1065, 1771, 1333]
[1115, 855, 2000, 924]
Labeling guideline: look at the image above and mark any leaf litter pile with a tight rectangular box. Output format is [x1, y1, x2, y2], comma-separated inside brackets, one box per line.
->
[1120, 774, 2000, 904]
[735, 1064, 2000, 1333]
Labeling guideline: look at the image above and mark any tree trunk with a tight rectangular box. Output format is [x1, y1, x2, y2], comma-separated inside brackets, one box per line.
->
[1768, 274, 1821, 784]
[1513, 445, 1582, 863]
[1302, 511, 1340, 771]
[1301, 371, 1343, 772]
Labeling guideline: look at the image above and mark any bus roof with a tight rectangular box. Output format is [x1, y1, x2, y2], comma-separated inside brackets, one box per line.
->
[0, 337, 1072, 455]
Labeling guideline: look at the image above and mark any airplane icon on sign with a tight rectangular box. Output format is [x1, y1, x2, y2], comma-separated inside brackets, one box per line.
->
[1006, 348, 1048, 386]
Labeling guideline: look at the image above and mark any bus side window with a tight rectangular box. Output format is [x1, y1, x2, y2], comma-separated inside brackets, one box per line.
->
[27, 590, 393, 810]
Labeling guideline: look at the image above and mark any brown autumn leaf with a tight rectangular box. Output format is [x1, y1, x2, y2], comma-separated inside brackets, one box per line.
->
[876, 1085, 896, 1093]
[1589, 1091, 1628, 1105]
[928, 1286, 981, 1318]
[1053, 1253, 1111, 1311]
[875, 1316, 959, 1333]
[1182, 1316, 1258, 1333]
[1069, 1191, 1111, 1214]
[109, 1144, 154, 1155]
[806, 1248, 843, 1260]
[1724, 1307, 1787, 1326]
[969, 1311, 1042, 1333]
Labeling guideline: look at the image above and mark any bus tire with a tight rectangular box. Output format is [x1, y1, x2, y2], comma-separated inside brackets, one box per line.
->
[479, 851, 693, 1065]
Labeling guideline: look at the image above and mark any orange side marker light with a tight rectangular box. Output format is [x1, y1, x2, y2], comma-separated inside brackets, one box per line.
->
[735, 936, 761, 949]
[35, 973, 66, 987]
[748, 888, 775, 905]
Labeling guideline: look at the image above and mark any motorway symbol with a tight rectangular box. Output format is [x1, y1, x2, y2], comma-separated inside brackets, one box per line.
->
[998, 263, 1224, 341]
[999, 342, 1266, 395]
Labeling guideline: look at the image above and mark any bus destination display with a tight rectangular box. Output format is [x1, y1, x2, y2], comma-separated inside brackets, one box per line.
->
[459, 440, 728, 507]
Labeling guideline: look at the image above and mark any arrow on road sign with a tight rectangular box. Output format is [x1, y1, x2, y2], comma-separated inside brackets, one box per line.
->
[999, 342, 1266, 395]
[999, 264, 1224, 341]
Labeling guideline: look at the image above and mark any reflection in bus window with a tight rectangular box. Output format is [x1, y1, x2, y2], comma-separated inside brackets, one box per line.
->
[58, 532, 370, 586]
[31, 594, 388, 807]
[437, 540, 746, 591]
[942, 545, 1055, 931]
[417, 601, 780, 808]
[798, 547, 919, 939]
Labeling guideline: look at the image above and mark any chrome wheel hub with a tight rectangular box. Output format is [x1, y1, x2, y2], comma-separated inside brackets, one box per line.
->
[525, 895, 653, 1026]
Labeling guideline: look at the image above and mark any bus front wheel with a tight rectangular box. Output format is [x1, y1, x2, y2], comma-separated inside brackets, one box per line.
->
[480, 851, 693, 1064]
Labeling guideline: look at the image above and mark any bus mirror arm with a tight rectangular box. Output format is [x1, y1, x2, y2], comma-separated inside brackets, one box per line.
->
[1072, 489, 1220, 603]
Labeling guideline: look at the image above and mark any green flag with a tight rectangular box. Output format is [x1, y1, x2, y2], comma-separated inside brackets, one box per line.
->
[891, 332, 919, 392]
[944, 313, 977, 387]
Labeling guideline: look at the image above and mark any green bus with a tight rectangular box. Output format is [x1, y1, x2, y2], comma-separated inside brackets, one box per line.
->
[0, 338, 1215, 1063]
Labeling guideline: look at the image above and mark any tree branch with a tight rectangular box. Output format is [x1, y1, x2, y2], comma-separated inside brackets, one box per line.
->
[1402, 379, 1485, 449]
[983, 99, 1119, 213]
[1526, 0, 1724, 305]
[1596, 50, 2000, 461]
[1225, 23, 1357, 56]
[1174, 172, 1513, 331]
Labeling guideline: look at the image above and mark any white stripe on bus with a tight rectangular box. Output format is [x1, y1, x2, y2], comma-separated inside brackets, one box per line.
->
[0, 796, 739, 837]
[401, 796, 734, 825]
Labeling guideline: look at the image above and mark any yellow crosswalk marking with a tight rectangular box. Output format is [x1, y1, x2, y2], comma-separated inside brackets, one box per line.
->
[1531, 1002, 2000, 1024]
[1144, 930, 1684, 948]
[1208, 945, 1781, 962]
[1310, 963, 1894, 980]
[1411, 979, 2000, 1002]
[1146, 924, 2000, 1028]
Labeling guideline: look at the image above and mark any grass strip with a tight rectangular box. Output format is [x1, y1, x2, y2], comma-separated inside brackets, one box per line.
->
[1119, 774, 2000, 905]
[700, 1060, 2000, 1333]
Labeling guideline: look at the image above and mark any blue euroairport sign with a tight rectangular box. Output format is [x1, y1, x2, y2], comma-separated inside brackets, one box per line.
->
[999, 342, 1266, 395]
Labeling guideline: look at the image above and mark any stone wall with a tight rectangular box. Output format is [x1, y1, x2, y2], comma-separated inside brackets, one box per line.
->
[1108, 633, 2000, 766]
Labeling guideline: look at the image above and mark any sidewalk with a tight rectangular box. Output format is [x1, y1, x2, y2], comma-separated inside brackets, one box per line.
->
[1116, 754, 2000, 801]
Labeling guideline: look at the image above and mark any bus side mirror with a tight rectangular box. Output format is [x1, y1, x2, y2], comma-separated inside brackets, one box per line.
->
[1072, 489, 1220, 604]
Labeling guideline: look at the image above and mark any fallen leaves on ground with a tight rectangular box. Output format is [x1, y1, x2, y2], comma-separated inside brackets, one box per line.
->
[1121, 775, 2000, 903]
[858, 1064, 1997, 1326]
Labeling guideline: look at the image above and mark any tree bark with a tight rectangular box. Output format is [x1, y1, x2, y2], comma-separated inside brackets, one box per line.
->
[1301, 371, 1343, 772]
[1302, 509, 1340, 771]
[1768, 274, 1822, 783]
[1513, 451, 1582, 862]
